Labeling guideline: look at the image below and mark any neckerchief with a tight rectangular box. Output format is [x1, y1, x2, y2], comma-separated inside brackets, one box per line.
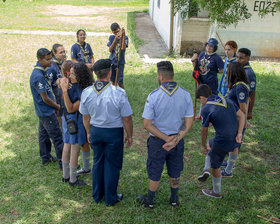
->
[77, 42, 89, 63]
[244, 63, 251, 69]
[160, 82, 178, 96]
[206, 95, 227, 108]
[93, 81, 110, 94]
[222, 55, 237, 87]
[52, 57, 63, 70]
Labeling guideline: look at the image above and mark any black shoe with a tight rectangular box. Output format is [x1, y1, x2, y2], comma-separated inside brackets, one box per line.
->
[69, 179, 88, 187]
[169, 198, 179, 208]
[62, 177, 69, 183]
[136, 195, 154, 209]
[58, 160, 63, 170]
[42, 159, 51, 165]
[76, 168, 91, 176]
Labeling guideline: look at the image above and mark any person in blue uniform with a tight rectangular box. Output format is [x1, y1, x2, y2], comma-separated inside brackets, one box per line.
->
[192, 38, 224, 119]
[138, 61, 194, 209]
[218, 40, 238, 96]
[237, 48, 256, 120]
[196, 84, 245, 198]
[60, 62, 93, 186]
[107, 22, 128, 89]
[79, 59, 133, 206]
[71, 29, 94, 70]
[29, 48, 63, 168]
[222, 62, 250, 177]
[47, 43, 66, 125]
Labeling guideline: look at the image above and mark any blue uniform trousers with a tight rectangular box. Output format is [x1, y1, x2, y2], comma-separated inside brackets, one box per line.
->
[38, 114, 63, 163]
[90, 126, 124, 206]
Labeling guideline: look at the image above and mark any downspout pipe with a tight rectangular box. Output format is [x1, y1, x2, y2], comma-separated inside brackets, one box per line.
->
[169, 0, 174, 54]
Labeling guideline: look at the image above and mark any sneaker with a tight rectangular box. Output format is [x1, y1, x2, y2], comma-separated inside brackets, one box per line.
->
[117, 193, 123, 202]
[195, 115, 202, 120]
[221, 169, 233, 178]
[62, 177, 69, 183]
[198, 169, 211, 182]
[69, 179, 88, 187]
[136, 195, 154, 209]
[169, 198, 179, 208]
[202, 189, 222, 198]
[221, 161, 235, 169]
[76, 168, 91, 176]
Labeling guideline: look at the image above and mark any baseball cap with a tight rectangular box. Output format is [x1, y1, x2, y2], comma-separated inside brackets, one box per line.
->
[196, 84, 212, 99]
[93, 59, 111, 72]
[207, 38, 218, 47]
[37, 48, 51, 59]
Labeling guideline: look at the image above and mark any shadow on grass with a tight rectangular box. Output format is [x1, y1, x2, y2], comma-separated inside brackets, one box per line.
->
[0, 70, 279, 223]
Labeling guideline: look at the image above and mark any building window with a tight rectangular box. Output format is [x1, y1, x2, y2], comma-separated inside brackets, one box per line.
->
[157, 0, 160, 9]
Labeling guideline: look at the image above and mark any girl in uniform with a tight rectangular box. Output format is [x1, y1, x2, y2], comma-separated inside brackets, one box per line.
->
[71, 29, 94, 70]
[60, 61, 94, 186]
[218, 41, 238, 96]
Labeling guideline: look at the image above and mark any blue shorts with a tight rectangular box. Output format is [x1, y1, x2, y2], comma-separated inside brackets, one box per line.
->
[208, 138, 236, 169]
[62, 113, 87, 146]
[111, 64, 124, 84]
[147, 137, 184, 181]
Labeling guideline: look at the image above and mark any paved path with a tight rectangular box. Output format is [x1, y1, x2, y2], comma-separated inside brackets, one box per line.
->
[135, 12, 169, 59]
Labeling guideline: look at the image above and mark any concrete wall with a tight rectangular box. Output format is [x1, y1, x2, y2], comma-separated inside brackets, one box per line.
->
[215, 0, 280, 57]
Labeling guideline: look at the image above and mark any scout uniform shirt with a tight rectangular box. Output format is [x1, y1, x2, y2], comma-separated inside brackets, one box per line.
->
[30, 62, 55, 117]
[46, 57, 63, 89]
[201, 95, 240, 151]
[107, 35, 129, 66]
[198, 52, 224, 94]
[244, 63, 257, 93]
[79, 81, 132, 128]
[142, 82, 194, 136]
[226, 82, 250, 108]
[71, 42, 93, 64]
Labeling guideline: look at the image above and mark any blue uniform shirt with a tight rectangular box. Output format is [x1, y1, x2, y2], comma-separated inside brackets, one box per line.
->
[107, 35, 129, 65]
[218, 56, 237, 96]
[46, 58, 63, 88]
[62, 83, 82, 117]
[79, 82, 133, 128]
[198, 52, 224, 94]
[71, 42, 93, 64]
[226, 82, 250, 108]
[142, 82, 194, 136]
[244, 63, 256, 92]
[30, 62, 55, 117]
[201, 95, 240, 151]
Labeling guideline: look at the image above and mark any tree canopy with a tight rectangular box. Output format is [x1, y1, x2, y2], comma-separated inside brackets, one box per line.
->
[173, 0, 280, 27]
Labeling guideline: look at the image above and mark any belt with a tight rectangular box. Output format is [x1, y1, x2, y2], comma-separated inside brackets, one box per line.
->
[150, 134, 177, 140]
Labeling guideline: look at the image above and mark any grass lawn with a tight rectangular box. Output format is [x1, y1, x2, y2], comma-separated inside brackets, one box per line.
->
[0, 1, 279, 223]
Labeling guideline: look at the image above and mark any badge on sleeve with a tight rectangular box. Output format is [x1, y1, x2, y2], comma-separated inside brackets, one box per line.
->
[239, 92, 245, 100]
[38, 82, 43, 89]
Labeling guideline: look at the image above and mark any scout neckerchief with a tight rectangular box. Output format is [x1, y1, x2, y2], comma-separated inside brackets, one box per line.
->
[34, 65, 55, 99]
[52, 57, 63, 70]
[93, 81, 110, 94]
[160, 82, 179, 96]
[77, 42, 89, 63]
[206, 95, 227, 108]
[199, 52, 215, 76]
[222, 55, 237, 87]
[243, 63, 251, 69]
[225, 81, 250, 97]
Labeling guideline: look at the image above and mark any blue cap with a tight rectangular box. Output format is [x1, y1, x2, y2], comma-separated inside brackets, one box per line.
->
[207, 38, 218, 47]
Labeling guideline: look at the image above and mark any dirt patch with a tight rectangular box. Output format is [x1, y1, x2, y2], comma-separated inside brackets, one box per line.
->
[52, 16, 111, 27]
[44, 5, 137, 16]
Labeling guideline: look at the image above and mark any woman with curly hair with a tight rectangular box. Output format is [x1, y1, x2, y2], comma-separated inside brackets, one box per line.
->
[60, 62, 94, 186]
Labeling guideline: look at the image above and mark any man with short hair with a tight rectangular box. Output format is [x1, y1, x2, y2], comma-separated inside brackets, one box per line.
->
[29, 48, 63, 168]
[79, 59, 133, 206]
[237, 48, 256, 119]
[138, 61, 194, 208]
[197, 84, 245, 198]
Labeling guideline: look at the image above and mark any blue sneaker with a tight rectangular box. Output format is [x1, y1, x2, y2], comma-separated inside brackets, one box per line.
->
[221, 161, 235, 169]
[221, 169, 233, 178]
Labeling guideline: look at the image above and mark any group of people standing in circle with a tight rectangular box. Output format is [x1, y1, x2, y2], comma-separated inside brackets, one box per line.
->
[29, 26, 256, 208]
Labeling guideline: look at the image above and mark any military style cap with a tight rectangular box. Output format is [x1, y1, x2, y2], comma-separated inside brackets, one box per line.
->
[93, 59, 111, 72]
[37, 48, 51, 59]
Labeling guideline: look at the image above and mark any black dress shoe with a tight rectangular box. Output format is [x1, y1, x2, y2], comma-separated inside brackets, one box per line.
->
[62, 177, 69, 183]
[69, 179, 88, 187]
[136, 195, 154, 209]
[42, 159, 51, 165]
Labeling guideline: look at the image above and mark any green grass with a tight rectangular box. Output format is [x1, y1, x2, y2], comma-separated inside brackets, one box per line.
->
[0, 3, 280, 224]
